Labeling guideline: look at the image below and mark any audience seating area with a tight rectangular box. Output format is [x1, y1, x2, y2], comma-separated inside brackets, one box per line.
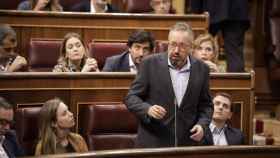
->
[0, 72, 255, 156]
[89, 41, 128, 70]
[78, 103, 138, 151]
[0, 0, 84, 11]
[15, 107, 41, 155]
[125, 0, 153, 13]
[2, 1, 277, 157]
[13, 102, 138, 155]
[29, 38, 62, 72]
[27, 38, 168, 71]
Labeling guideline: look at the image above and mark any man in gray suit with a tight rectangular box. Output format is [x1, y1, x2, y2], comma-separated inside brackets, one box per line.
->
[125, 22, 213, 148]
[204, 92, 245, 145]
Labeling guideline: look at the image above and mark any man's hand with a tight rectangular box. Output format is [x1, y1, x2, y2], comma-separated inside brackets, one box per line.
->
[190, 124, 204, 142]
[147, 105, 167, 120]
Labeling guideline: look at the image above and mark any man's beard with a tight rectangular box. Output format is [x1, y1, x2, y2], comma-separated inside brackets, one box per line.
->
[170, 59, 179, 68]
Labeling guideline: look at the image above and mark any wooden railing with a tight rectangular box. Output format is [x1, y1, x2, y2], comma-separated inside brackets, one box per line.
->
[0, 10, 209, 58]
[0, 72, 255, 144]
[22, 146, 280, 158]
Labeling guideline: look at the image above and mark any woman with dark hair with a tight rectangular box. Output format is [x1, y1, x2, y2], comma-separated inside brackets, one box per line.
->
[17, 0, 63, 11]
[53, 32, 99, 72]
[0, 24, 27, 72]
[35, 98, 88, 155]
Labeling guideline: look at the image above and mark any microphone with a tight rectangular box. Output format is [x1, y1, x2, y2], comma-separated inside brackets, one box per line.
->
[174, 97, 178, 147]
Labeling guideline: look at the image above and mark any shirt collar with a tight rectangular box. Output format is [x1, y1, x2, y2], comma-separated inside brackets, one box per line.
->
[91, 3, 108, 13]
[210, 122, 227, 133]
[128, 53, 137, 72]
[0, 135, 5, 145]
[168, 56, 191, 72]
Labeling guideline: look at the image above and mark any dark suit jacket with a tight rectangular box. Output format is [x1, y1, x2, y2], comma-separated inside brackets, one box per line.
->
[71, 0, 119, 12]
[3, 130, 24, 158]
[125, 53, 213, 148]
[190, 0, 249, 25]
[102, 51, 130, 72]
[204, 125, 245, 145]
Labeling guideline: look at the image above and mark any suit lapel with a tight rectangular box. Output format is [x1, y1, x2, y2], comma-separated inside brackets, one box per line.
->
[160, 53, 175, 106]
[224, 127, 232, 145]
[120, 52, 130, 71]
[3, 139, 12, 158]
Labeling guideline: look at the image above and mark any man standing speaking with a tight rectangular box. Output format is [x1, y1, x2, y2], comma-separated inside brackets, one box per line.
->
[125, 22, 213, 148]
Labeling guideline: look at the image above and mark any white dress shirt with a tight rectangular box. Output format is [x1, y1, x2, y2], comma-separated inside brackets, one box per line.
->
[168, 56, 191, 106]
[128, 54, 137, 73]
[209, 122, 228, 145]
[0, 135, 9, 158]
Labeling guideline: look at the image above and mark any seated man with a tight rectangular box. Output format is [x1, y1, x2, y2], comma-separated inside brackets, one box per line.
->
[204, 92, 245, 145]
[71, 0, 119, 13]
[0, 96, 24, 157]
[0, 24, 27, 72]
[150, 0, 173, 14]
[102, 30, 155, 72]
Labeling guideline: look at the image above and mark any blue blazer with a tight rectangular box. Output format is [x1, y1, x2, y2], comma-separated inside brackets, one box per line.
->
[3, 130, 25, 158]
[102, 51, 130, 72]
[203, 125, 245, 145]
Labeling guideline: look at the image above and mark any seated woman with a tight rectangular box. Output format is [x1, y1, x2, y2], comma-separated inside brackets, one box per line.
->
[193, 33, 221, 72]
[53, 32, 99, 72]
[0, 24, 27, 72]
[35, 98, 88, 155]
[17, 0, 63, 11]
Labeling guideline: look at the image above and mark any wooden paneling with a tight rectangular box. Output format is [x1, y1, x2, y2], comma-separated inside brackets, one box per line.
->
[22, 146, 280, 158]
[0, 10, 209, 58]
[0, 72, 254, 144]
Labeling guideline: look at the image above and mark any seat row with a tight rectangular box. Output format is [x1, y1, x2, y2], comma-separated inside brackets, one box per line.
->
[28, 39, 168, 71]
[15, 102, 138, 155]
[0, 0, 158, 13]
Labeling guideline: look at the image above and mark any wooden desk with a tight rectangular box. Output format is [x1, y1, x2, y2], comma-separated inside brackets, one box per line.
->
[0, 72, 254, 144]
[0, 10, 209, 58]
[22, 146, 280, 158]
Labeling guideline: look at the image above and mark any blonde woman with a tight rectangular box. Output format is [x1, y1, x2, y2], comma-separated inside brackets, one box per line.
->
[193, 33, 220, 72]
[35, 98, 88, 155]
[53, 32, 99, 72]
[17, 0, 63, 11]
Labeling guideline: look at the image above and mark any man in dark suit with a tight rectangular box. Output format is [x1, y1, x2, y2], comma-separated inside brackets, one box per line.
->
[204, 92, 245, 145]
[0, 97, 24, 158]
[190, 0, 250, 72]
[71, 0, 119, 13]
[102, 30, 155, 72]
[125, 22, 213, 148]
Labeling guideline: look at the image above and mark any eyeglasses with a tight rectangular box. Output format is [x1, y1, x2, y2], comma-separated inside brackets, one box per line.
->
[0, 119, 14, 126]
[168, 42, 191, 51]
